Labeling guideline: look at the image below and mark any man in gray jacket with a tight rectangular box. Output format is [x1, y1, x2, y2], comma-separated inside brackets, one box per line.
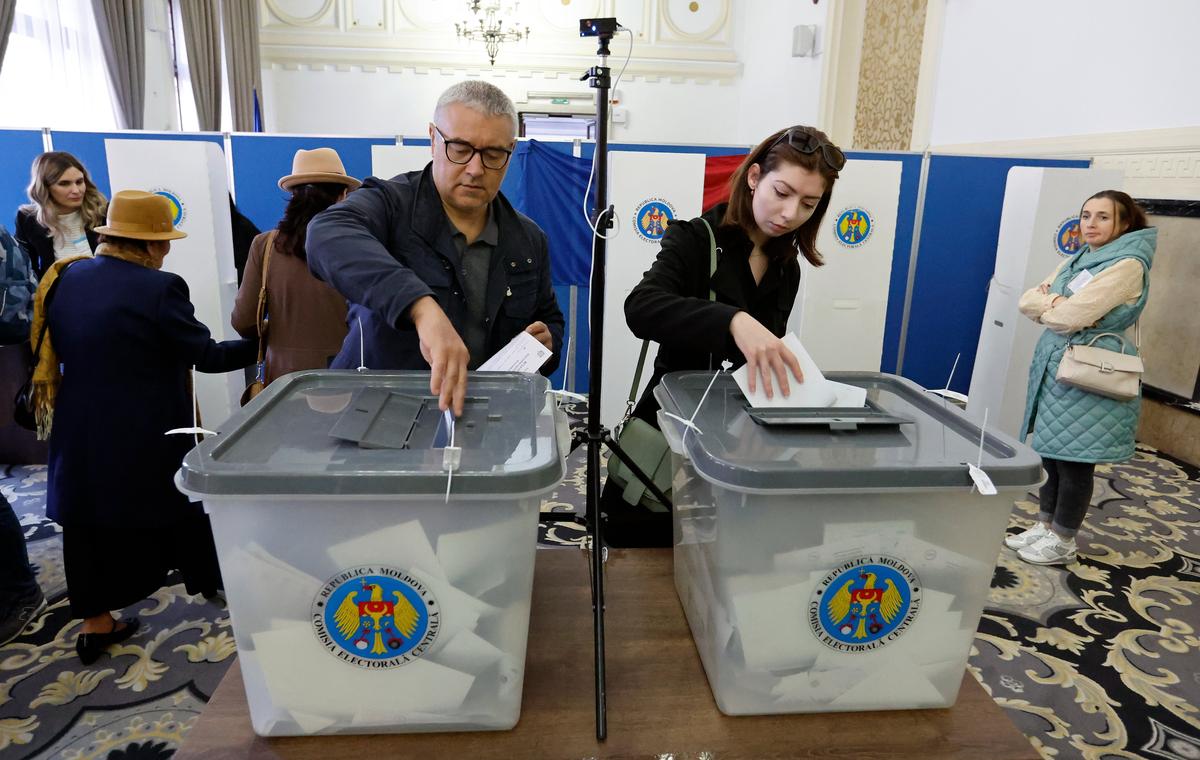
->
[307, 81, 563, 415]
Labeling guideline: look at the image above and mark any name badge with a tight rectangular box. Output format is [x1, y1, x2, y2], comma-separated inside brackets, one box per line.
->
[1066, 269, 1093, 295]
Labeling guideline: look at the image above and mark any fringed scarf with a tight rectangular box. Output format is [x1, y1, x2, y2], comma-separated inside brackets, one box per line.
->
[30, 242, 162, 439]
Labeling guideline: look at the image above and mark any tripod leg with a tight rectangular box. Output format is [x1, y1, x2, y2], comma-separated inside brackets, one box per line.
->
[585, 435, 607, 740]
[604, 433, 673, 510]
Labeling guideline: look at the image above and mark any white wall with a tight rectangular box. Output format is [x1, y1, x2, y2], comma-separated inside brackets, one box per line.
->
[736, 1, 826, 144]
[929, 0, 1200, 146]
[263, 2, 828, 145]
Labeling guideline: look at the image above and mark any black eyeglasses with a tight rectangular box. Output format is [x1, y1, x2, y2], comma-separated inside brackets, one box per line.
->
[769, 128, 846, 171]
[432, 125, 513, 170]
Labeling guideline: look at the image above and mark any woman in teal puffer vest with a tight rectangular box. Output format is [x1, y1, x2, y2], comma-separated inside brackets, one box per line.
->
[1006, 190, 1154, 566]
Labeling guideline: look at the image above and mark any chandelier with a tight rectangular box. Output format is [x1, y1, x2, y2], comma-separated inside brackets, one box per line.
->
[455, 1, 530, 66]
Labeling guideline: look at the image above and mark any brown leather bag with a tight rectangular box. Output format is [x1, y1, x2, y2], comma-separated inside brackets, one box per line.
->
[240, 230, 277, 406]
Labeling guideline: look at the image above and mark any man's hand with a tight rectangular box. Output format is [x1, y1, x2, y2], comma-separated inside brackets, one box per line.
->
[410, 296, 469, 415]
[525, 321, 553, 351]
[730, 311, 803, 399]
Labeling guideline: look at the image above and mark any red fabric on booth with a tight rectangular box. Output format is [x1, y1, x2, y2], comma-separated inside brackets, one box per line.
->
[702, 154, 748, 212]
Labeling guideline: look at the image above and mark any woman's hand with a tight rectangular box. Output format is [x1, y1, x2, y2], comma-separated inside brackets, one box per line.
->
[1038, 283, 1050, 295]
[730, 312, 803, 399]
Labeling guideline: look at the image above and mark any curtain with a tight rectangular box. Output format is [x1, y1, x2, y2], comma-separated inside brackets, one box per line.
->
[504, 140, 595, 287]
[90, 0, 145, 129]
[221, 0, 263, 132]
[179, 0, 221, 131]
[0, 0, 16, 75]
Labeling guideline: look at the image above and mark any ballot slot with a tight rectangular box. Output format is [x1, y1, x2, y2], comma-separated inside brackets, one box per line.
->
[328, 388, 493, 451]
[744, 399, 911, 431]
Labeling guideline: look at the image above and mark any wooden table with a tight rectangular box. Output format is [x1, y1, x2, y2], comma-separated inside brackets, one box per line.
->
[176, 548, 1037, 759]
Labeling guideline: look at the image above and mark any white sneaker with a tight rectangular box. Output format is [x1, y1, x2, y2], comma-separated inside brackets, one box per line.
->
[1004, 522, 1050, 551]
[1017, 532, 1077, 565]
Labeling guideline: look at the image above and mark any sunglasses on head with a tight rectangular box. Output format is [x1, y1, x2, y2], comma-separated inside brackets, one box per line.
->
[768, 128, 846, 171]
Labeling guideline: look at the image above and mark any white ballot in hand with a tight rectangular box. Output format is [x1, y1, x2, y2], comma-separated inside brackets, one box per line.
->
[733, 333, 837, 408]
[478, 331, 552, 373]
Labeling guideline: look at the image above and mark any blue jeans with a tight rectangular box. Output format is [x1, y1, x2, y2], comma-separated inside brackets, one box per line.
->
[0, 494, 40, 613]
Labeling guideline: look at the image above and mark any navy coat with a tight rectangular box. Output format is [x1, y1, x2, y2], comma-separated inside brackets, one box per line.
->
[45, 256, 255, 528]
[306, 164, 564, 373]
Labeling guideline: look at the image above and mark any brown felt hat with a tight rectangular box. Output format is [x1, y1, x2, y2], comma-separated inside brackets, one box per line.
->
[93, 190, 187, 241]
[278, 148, 362, 191]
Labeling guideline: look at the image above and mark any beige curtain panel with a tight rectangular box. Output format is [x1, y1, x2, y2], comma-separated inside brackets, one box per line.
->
[222, 0, 264, 132]
[0, 0, 16, 75]
[90, 0, 145, 129]
[180, 0, 222, 131]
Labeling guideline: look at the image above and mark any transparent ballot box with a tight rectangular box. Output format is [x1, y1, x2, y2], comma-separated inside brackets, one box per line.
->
[655, 371, 1041, 715]
[177, 371, 564, 736]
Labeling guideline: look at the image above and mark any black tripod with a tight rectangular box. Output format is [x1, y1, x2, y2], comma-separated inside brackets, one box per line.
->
[576, 17, 673, 742]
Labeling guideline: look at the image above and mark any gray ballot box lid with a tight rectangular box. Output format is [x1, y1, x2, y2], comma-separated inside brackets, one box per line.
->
[654, 371, 1043, 492]
[179, 370, 563, 497]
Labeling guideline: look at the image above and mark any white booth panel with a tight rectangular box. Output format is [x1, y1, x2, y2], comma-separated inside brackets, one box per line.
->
[967, 167, 1123, 438]
[789, 159, 903, 372]
[371, 145, 432, 179]
[107, 139, 243, 429]
[600, 151, 705, 428]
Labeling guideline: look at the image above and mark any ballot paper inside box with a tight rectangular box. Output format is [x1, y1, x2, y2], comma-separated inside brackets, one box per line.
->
[655, 371, 1042, 716]
[176, 371, 564, 736]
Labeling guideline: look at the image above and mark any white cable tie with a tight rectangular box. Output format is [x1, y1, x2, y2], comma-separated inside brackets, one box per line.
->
[166, 426, 218, 437]
[547, 388, 587, 403]
[965, 408, 996, 496]
[443, 409, 460, 503]
[663, 412, 702, 436]
[356, 316, 367, 373]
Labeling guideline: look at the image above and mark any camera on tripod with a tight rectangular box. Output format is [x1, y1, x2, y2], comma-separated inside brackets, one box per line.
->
[579, 17, 619, 38]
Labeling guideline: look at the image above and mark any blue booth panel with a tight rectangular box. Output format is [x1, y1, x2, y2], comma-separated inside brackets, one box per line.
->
[229, 134, 396, 234]
[901, 155, 1089, 394]
[0, 129, 46, 231]
[48, 130, 225, 199]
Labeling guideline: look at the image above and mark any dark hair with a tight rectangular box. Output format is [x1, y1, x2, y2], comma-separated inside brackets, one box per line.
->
[1081, 190, 1148, 240]
[722, 125, 841, 266]
[96, 234, 150, 254]
[277, 183, 347, 259]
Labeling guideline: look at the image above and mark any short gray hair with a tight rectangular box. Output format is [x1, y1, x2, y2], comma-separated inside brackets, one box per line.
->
[434, 81, 518, 137]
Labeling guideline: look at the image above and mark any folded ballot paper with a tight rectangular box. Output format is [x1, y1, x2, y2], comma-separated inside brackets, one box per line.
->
[732, 333, 867, 408]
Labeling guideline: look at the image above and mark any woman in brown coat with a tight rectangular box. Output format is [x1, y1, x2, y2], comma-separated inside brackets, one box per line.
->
[232, 148, 360, 383]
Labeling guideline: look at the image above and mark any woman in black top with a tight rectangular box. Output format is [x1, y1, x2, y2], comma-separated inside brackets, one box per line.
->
[15, 152, 106, 278]
[605, 125, 844, 547]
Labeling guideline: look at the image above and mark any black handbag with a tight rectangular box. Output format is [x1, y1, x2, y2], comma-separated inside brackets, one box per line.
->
[14, 262, 75, 431]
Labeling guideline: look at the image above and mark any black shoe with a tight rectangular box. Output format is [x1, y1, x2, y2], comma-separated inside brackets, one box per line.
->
[76, 617, 140, 665]
[0, 588, 47, 647]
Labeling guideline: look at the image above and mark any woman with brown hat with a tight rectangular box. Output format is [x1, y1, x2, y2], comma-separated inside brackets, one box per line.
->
[31, 190, 255, 665]
[231, 148, 360, 390]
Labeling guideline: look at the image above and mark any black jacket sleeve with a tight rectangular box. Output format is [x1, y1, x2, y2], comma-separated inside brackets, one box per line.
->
[306, 180, 435, 331]
[624, 219, 740, 355]
[14, 209, 52, 280]
[158, 274, 256, 373]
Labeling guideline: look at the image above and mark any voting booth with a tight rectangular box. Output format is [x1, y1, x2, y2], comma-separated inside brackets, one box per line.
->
[600, 150, 705, 427]
[790, 159, 904, 372]
[177, 370, 565, 736]
[967, 167, 1123, 437]
[657, 371, 1041, 715]
[106, 138, 243, 428]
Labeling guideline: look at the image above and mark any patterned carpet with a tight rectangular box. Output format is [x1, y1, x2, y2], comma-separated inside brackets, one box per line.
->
[2, 427, 1198, 758]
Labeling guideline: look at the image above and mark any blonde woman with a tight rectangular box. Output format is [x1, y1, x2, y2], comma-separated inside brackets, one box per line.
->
[15, 152, 107, 278]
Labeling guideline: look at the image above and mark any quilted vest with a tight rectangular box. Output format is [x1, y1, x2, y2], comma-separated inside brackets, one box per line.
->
[1020, 226, 1156, 463]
